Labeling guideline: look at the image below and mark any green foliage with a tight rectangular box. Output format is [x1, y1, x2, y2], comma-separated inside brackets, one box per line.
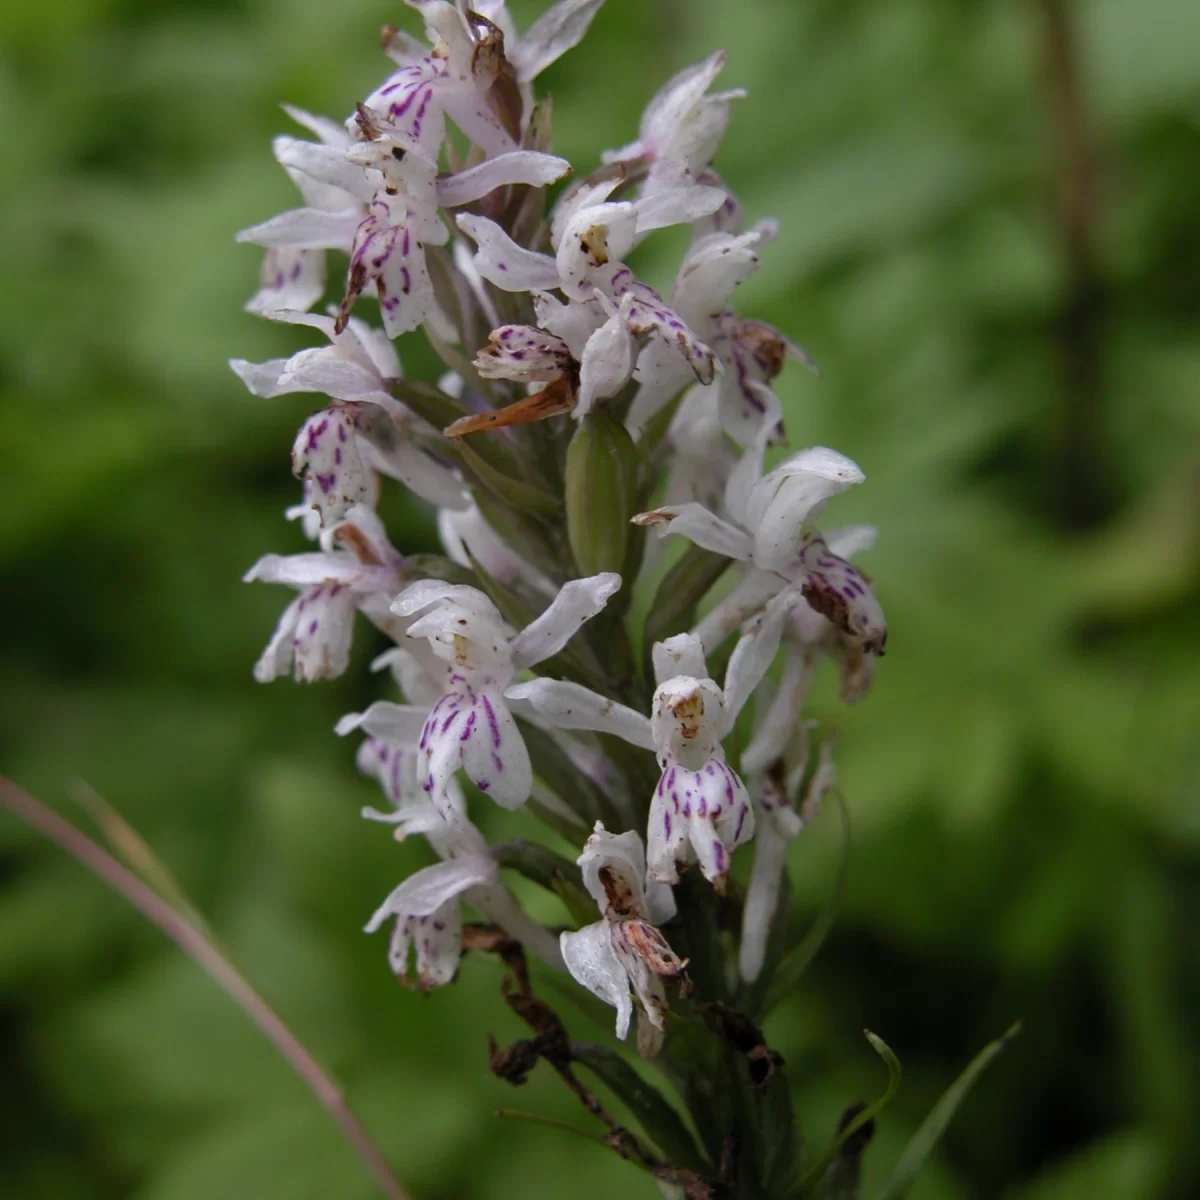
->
[1, 0, 1199, 1198]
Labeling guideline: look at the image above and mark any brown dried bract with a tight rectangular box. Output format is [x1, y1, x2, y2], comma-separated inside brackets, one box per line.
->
[630, 508, 676, 527]
[699, 1003, 785, 1088]
[443, 376, 575, 436]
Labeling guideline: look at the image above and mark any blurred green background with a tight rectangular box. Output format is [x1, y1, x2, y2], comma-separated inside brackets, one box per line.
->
[2, 0, 1199, 1196]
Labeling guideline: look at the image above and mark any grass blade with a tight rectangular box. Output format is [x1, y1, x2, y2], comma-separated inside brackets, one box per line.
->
[874, 1023, 1021, 1200]
[0, 775, 410, 1200]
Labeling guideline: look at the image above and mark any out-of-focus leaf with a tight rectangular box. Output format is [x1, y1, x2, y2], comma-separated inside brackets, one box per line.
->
[799, 1031, 902, 1196]
[874, 1024, 1021, 1200]
[570, 1042, 708, 1171]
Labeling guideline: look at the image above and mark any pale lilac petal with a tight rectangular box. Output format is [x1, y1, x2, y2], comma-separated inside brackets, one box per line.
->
[456, 213, 560, 291]
[740, 642, 817, 776]
[556, 203, 639, 301]
[623, 347, 693, 434]
[360, 56, 448, 153]
[291, 407, 372, 528]
[392, 579, 504, 621]
[276, 347, 389, 401]
[342, 196, 440, 338]
[721, 588, 797, 727]
[673, 231, 763, 328]
[457, 692, 532, 808]
[739, 818, 787, 983]
[550, 177, 623, 249]
[651, 634, 708, 687]
[577, 297, 635, 418]
[634, 185, 727, 236]
[229, 357, 293, 398]
[826, 524, 878, 560]
[274, 138, 376, 203]
[237, 207, 360, 251]
[692, 568, 784, 653]
[509, 572, 622, 670]
[356, 737, 425, 812]
[281, 103, 351, 147]
[722, 394, 782, 527]
[335, 701, 431, 743]
[505, 679, 655, 751]
[436, 151, 571, 208]
[746, 447, 865, 570]
[366, 854, 496, 925]
[509, 0, 606, 82]
[646, 771, 691, 884]
[560, 922, 634, 1040]
[533, 290, 603, 358]
[636, 502, 752, 561]
[638, 52, 728, 160]
[243, 552, 365, 588]
[245, 248, 325, 313]
[362, 437, 470, 511]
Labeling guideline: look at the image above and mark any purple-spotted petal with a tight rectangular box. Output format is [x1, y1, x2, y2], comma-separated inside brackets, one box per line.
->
[291, 406, 372, 527]
[253, 580, 357, 683]
[474, 325, 573, 383]
[795, 536, 887, 655]
[340, 196, 440, 337]
[617, 277, 716, 384]
[245, 247, 326, 313]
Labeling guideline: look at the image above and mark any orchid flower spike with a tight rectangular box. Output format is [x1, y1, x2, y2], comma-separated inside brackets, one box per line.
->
[560, 823, 687, 1049]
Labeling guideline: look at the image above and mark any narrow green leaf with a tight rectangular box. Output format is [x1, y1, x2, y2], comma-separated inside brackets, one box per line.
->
[458, 436, 562, 517]
[472, 488, 563, 582]
[873, 1023, 1021, 1200]
[642, 546, 731, 674]
[388, 378, 472, 433]
[635, 387, 687, 460]
[765, 788, 850, 1013]
[403, 554, 479, 588]
[571, 1042, 708, 1171]
[822, 1103, 876, 1200]
[797, 1031, 902, 1196]
[490, 839, 592, 926]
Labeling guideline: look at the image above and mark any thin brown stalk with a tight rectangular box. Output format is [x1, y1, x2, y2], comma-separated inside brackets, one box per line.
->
[0, 776, 410, 1200]
[1040, 0, 1110, 529]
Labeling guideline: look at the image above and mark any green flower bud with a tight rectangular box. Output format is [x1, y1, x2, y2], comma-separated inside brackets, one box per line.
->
[565, 408, 640, 577]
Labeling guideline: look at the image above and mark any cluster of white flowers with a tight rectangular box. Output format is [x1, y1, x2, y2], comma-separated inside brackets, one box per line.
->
[234, 0, 886, 1038]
